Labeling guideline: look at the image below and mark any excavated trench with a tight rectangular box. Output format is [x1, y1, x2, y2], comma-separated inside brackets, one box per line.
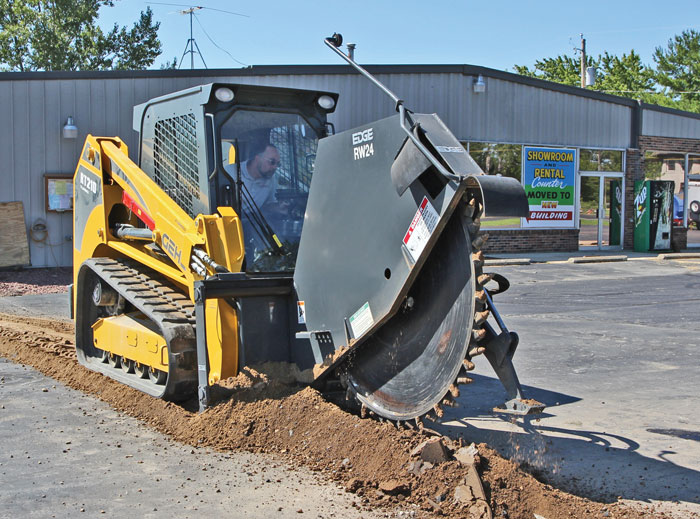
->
[0, 270, 671, 518]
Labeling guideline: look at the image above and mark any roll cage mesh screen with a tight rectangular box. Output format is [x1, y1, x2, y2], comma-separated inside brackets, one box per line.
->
[153, 113, 200, 218]
[270, 125, 317, 192]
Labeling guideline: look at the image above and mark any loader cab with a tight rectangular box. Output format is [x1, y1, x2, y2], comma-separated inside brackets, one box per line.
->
[217, 109, 322, 272]
[134, 83, 337, 273]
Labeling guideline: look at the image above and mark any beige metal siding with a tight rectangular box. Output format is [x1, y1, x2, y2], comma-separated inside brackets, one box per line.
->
[0, 71, 635, 267]
[642, 108, 700, 139]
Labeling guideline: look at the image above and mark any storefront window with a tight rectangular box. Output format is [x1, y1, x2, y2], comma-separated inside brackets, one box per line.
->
[467, 142, 522, 228]
[579, 149, 623, 172]
[686, 156, 700, 237]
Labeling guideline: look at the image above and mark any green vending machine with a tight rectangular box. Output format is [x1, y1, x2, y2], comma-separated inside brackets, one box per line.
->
[610, 179, 623, 246]
[633, 180, 673, 252]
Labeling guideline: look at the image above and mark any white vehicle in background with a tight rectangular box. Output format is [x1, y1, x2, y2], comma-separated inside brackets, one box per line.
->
[688, 177, 700, 228]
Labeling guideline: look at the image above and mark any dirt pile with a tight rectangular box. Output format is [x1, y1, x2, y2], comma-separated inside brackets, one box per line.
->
[0, 313, 670, 519]
[0, 267, 71, 297]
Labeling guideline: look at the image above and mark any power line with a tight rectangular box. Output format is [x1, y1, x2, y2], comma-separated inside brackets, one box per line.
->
[193, 12, 247, 67]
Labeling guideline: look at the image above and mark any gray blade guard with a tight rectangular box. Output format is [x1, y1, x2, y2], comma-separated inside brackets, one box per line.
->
[294, 112, 528, 376]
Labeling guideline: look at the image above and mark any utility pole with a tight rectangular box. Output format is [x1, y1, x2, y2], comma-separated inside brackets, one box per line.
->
[580, 33, 586, 88]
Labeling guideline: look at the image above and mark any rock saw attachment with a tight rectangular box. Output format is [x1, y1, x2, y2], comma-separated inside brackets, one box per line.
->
[292, 34, 545, 423]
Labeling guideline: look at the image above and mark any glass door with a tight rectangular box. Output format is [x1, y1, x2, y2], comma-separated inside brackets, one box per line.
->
[579, 174, 624, 250]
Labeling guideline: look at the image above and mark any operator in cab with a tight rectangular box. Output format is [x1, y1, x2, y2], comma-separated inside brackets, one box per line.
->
[234, 141, 289, 216]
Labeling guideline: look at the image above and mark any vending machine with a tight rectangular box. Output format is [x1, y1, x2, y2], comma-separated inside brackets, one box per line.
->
[633, 180, 673, 251]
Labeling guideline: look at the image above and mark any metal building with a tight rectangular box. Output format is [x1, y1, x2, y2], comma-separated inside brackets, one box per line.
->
[2, 65, 700, 267]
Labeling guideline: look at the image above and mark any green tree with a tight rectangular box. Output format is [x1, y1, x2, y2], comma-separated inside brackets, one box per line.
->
[0, 1, 162, 71]
[654, 29, 700, 112]
[595, 51, 664, 105]
[513, 54, 589, 87]
[514, 50, 662, 103]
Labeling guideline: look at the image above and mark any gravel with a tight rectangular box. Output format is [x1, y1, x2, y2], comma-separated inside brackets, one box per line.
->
[0, 268, 72, 297]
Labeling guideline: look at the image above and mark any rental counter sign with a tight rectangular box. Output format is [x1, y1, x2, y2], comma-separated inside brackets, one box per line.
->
[522, 147, 576, 228]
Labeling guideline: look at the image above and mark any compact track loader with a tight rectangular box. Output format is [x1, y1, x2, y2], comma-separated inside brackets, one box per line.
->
[72, 34, 543, 424]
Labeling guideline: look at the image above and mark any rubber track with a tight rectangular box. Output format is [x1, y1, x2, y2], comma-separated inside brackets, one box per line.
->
[77, 257, 197, 400]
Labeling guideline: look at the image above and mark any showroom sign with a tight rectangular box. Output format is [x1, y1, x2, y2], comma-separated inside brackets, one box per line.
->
[522, 147, 576, 228]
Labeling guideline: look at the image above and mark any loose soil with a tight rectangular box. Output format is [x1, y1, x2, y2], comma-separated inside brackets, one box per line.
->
[0, 312, 671, 519]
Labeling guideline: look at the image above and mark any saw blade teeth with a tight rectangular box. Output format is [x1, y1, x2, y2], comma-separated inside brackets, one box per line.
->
[462, 359, 475, 371]
[472, 233, 489, 251]
[456, 376, 474, 385]
[414, 417, 423, 429]
[449, 384, 460, 398]
[433, 403, 444, 418]
[468, 345, 486, 357]
[466, 197, 478, 218]
[360, 403, 368, 419]
[477, 273, 493, 286]
[475, 290, 487, 304]
[467, 218, 482, 235]
[474, 310, 490, 326]
[472, 328, 487, 342]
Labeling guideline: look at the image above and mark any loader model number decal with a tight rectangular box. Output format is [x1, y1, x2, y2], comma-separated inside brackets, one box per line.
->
[352, 128, 374, 161]
[79, 171, 98, 195]
[162, 233, 187, 271]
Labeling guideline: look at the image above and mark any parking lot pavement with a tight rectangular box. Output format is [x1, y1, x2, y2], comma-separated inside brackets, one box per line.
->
[0, 359, 378, 519]
[440, 258, 700, 517]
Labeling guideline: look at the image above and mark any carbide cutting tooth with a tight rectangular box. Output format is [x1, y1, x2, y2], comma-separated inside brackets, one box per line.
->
[472, 234, 489, 251]
[345, 388, 354, 402]
[463, 359, 475, 371]
[474, 310, 490, 326]
[467, 217, 481, 235]
[466, 197, 478, 218]
[433, 404, 444, 418]
[475, 290, 487, 304]
[449, 384, 460, 398]
[472, 250, 485, 267]
[456, 376, 474, 385]
[360, 403, 368, 419]
[468, 345, 486, 357]
[472, 328, 487, 342]
[414, 416, 423, 429]
[477, 273, 493, 286]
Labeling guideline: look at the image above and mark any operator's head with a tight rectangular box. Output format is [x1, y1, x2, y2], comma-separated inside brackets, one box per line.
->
[250, 144, 280, 179]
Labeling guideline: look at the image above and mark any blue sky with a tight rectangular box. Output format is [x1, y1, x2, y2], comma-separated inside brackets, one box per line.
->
[98, 0, 700, 71]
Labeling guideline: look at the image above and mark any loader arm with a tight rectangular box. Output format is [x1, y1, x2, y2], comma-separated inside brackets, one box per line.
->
[76, 135, 245, 301]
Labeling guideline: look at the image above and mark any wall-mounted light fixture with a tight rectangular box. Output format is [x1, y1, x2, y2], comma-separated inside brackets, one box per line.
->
[473, 75, 486, 93]
[62, 116, 78, 139]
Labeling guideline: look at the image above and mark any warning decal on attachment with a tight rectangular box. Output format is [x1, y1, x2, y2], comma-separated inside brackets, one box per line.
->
[403, 196, 439, 263]
[349, 302, 374, 339]
[297, 301, 306, 324]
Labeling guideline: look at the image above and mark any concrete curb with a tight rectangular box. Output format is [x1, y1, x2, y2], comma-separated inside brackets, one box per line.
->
[657, 252, 700, 260]
[567, 255, 628, 264]
[484, 258, 531, 266]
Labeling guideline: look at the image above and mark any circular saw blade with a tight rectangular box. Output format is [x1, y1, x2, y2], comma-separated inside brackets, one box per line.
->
[345, 211, 475, 421]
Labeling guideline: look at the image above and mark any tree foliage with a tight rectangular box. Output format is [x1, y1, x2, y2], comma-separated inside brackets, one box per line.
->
[653, 29, 700, 112]
[515, 29, 700, 113]
[0, 1, 162, 71]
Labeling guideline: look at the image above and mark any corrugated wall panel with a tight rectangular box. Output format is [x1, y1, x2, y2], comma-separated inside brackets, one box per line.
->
[0, 71, 643, 266]
[643, 108, 700, 139]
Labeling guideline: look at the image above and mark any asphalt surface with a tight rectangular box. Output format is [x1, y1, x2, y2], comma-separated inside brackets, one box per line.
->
[0, 359, 380, 519]
[438, 257, 700, 517]
[1, 257, 700, 517]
